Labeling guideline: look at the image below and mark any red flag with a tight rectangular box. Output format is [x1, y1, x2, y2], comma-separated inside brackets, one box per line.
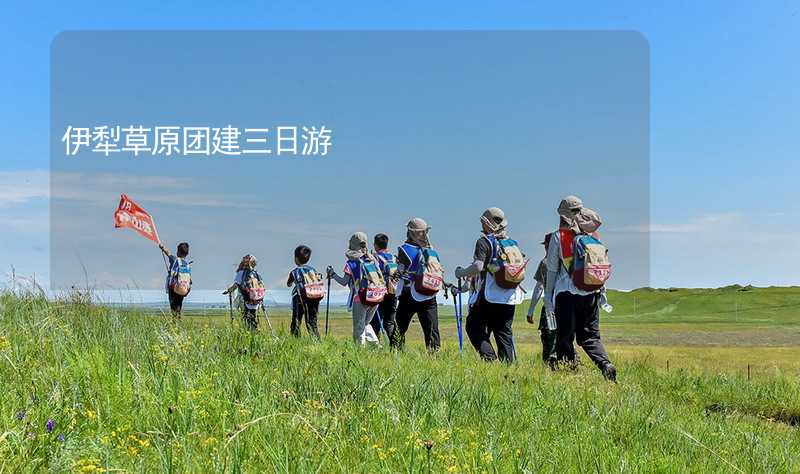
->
[114, 194, 160, 244]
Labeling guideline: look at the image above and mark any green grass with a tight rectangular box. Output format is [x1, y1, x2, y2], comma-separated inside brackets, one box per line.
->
[1, 288, 800, 472]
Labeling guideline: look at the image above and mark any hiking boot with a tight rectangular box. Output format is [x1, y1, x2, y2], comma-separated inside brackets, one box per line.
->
[602, 364, 618, 383]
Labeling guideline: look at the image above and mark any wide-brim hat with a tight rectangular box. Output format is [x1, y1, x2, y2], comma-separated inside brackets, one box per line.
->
[481, 207, 507, 230]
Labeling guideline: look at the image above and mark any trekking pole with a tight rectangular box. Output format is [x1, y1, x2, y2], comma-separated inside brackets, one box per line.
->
[228, 292, 234, 323]
[261, 302, 277, 339]
[456, 277, 464, 356]
[325, 272, 332, 336]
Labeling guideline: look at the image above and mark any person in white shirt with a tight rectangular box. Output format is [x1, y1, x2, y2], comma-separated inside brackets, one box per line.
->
[543, 196, 617, 382]
[455, 208, 524, 363]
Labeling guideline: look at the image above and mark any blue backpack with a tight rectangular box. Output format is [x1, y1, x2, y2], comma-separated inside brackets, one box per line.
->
[347, 258, 387, 306]
[294, 265, 326, 301]
[400, 244, 444, 296]
[485, 235, 528, 289]
[374, 251, 399, 294]
[239, 269, 266, 304]
[168, 257, 192, 296]
[571, 234, 612, 292]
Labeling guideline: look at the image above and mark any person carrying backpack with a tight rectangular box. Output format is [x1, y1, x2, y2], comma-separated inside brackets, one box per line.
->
[543, 196, 617, 382]
[159, 242, 191, 320]
[327, 232, 385, 345]
[455, 208, 525, 362]
[223, 254, 265, 330]
[394, 218, 444, 353]
[369, 233, 401, 345]
[287, 245, 324, 340]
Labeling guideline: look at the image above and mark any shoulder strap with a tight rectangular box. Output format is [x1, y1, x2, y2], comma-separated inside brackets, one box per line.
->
[483, 234, 498, 260]
[292, 267, 302, 285]
[400, 244, 420, 269]
[347, 259, 360, 280]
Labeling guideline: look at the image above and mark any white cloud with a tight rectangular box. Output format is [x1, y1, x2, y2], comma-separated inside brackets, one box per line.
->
[0, 169, 267, 210]
[615, 213, 741, 234]
[0, 170, 49, 207]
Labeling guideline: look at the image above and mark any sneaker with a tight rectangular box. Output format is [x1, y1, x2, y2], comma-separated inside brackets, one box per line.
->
[602, 364, 618, 383]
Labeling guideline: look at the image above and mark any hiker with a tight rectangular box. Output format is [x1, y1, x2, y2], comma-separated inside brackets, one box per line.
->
[286, 245, 324, 340]
[159, 242, 191, 319]
[327, 232, 386, 345]
[543, 196, 617, 381]
[455, 208, 525, 362]
[223, 254, 265, 330]
[394, 218, 444, 352]
[531, 232, 613, 367]
[370, 233, 401, 344]
[527, 234, 557, 366]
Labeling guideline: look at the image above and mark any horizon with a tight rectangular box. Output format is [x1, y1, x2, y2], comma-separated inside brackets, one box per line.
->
[2, 2, 800, 290]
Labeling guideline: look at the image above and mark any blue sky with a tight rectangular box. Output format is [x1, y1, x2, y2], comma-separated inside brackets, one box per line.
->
[1, 0, 799, 293]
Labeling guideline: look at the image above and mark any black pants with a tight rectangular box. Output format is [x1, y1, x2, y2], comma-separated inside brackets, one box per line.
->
[554, 292, 611, 370]
[393, 291, 440, 352]
[291, 295, 321, 339]
[168, 290, 184, 318]
[242, 307, 258, 330]
[370, 293, 398, 343]
[538, 306, 557, 364]
[465, 294, 516, 362]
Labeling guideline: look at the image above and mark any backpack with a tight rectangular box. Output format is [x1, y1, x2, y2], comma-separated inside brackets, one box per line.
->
[240, 269, 266, 304]
[169, 257, 192, 296]
[349, 258, 387, 306]
[570, 233, 612, 291]
[412, 247, 444, 296]
[294, 265, 326, 301]
[374, 251, 399, 295]
[485, 235, 529, 289]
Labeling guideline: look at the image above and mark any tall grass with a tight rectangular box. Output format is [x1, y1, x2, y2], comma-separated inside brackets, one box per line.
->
[1, 292, 798, 473]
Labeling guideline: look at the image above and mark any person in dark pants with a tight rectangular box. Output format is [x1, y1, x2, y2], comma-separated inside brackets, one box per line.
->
[456, 208, 524, 363]
[543, 196, 616, 382]
[393, 218, 442, 353]
[464, 296, 516, 361]
[370, 233, 399, 344]
[287, 245, 322, 340]
[394, 295, 439, 351]
[553, 292, 608, 366]
[168, 292, 184, 316]
[290, 291, 320, 339]
[527, 235, 557, 366]
[159, 242, 190, 320]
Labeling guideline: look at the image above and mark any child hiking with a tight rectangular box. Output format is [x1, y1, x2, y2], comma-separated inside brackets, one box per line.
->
[544, 196, 617, 382]
[370, 233, 400, 345]
[159, 242, 191, 320]
[287, 245, 324, 340]
[455, 208, 525, 363]
[224, 254, 265, 331]
[327, 232, 385, 346]
[394, 218, 444, 353]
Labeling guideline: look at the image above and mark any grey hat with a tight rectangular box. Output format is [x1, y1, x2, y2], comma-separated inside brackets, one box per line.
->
[575, 208, 603, 233]
[406, 217, 431, 248]
[481, 207, 507, 231]
[345, 232, 368, 260]
[407, 217, 430, 232]
[559, 195, 583, 212]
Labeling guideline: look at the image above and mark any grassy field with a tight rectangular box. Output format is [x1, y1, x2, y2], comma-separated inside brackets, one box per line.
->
[1, 286, 799, 472]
